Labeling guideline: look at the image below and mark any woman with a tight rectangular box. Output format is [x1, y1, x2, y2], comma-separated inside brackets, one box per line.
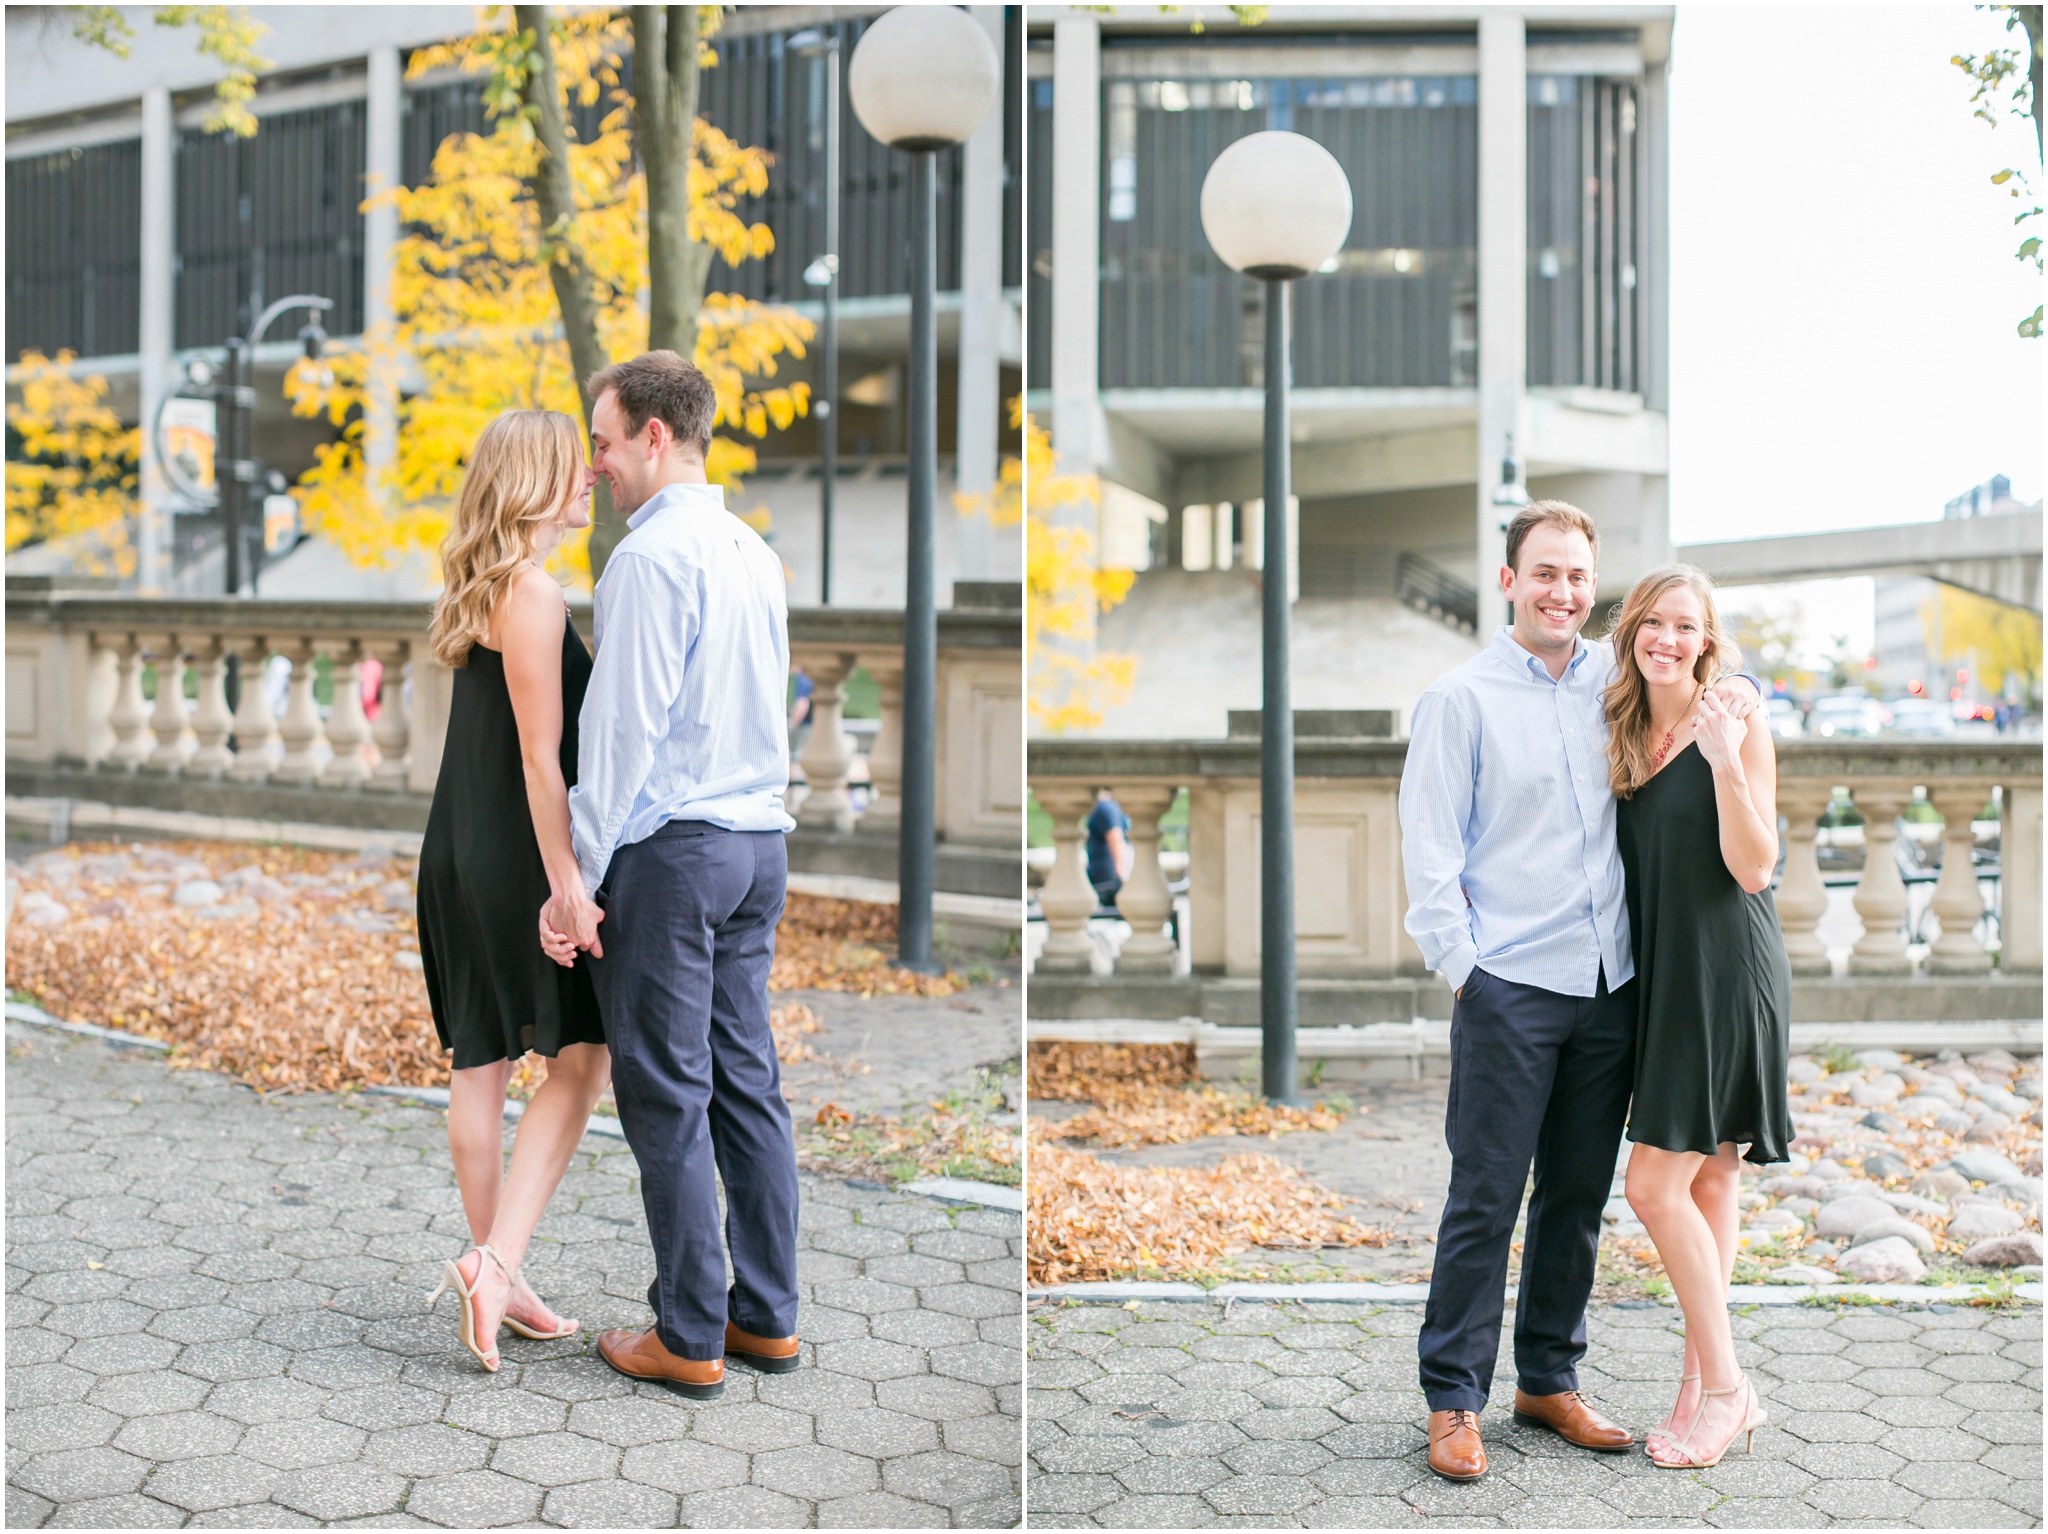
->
[1605, 564, 1792, 1469]
[417, 410, 610, 1372]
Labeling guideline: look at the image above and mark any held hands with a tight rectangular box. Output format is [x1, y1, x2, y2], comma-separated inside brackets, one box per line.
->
[1692, 688, 1748, 775]
[538, 888, 605, 967]
[1707, 674, 1760, 722]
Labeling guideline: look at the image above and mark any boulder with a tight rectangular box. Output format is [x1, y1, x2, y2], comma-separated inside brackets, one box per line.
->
[1849, 1081, 1900, 1108]
[1913, 1170, 1972, 1201]
[1779, 1196, 1820, 1217]
[1787, 1058, 1826, 1085]
[1860, 1111, 1903, 1134]
[1752, 1208, 1805, 1232]
[2012, 1075, 2042, 1102]
[1978, 1089, 2032, 1118]
[1967, 1049, 2021, 1076]
[1836, 1237, 1927, 1283]
[1859, 1152, 1910, 1181]
[1880, 1191, 1948, 1216]
[16, 893, 70, 927]
[1850, 1218, 1934, 1253]
[1814, 1195, 1897, 1240]
[1854, 1049, 1905, 1070]
[1784, 1152, 1813, 1176]
[1808, 1159, 1850, 1182]
[1768, 1263, 1841, 1286]
[1819, 1180, 1885, 1203]
[1949, 1150, 2027, 1185]
[1964, 1234, 2045, 1268]
[1936, 1112, 1977, 1136]
[172, 880, 223, 907]
[1984, 1177, 2043, 1207]
[394, 951, 424, 972]
[1915, 1080, 1965, 1107]
[1964, 1117, 2013, 1143]
[1947, 1202, 2025, 1242]
[1762, 1176, 1828, 1200]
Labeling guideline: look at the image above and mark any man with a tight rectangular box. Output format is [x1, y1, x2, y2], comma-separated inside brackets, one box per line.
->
[1398, 501, 1759, 1480]
[542, 350, 799, 1401]
[1085, 787, 1132, 909]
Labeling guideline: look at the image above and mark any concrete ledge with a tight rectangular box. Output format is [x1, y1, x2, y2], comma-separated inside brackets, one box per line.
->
[5, 1001, 172, 1051]
[1027, 1015, 2043, 1067]
[898, 1178, 1025, 1213]
[9, 766, 433, 834]
[785, 826, 1019, 901]
[1026, 972, 2045, 1027]
[1030, 1280, 2042, 1306]
[8, 794, 426, 855]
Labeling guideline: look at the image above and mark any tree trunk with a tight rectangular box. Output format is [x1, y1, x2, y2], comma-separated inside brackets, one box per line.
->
[515, 4, 624, 577]
[633, 5, 714, 355]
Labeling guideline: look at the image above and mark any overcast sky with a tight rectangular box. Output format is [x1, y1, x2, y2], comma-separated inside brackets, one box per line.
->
[1667, 5, 2044, 659]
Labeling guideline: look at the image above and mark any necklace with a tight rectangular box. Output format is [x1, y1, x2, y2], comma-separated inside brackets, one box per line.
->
[1650, 686, 1703, 771]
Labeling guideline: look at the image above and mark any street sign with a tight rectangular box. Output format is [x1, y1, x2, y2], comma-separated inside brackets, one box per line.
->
[262, 493, 299, 555]
[160, 397, 217, 499]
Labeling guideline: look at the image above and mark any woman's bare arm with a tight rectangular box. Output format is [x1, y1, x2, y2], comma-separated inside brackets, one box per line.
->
[495, 570, 598, 949]
[1698, 691, 1780, 894]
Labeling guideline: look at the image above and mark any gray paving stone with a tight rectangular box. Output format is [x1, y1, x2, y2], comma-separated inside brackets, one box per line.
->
[110, 1411, 244, 1462]
[817, 1489, 954, 1527]
[237, 1418, 368, 1470]
[486, 1430, 616, 1486]
[5, 1404, 122, 1456]
[13, 1446, 150, 1502]
[881, 1448, 1013, 1509]
[542, 1477, 678, 1528]
[400, 1469, 540, 1528]
[63, 1332, 182, 1376]
[676, 1483, 812, 1527]
[41, 1492, 186, 1527]
[138, 1453, 280, 1513]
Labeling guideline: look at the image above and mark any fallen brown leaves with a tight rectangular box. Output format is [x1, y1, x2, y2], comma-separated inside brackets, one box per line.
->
[1030, 1041, 1199, 1099]
[1027, 1040, 1352, 1149]
[6, 842, 955, 1095]
[800, 1092, 1020, 1188]
[771, 895, 964, 997]
[1027, 1144, 1391, 1285]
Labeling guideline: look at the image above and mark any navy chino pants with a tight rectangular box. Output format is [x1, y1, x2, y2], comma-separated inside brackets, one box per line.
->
[588, 821, 800, 1362]
[1418, 965, 1636, 1413]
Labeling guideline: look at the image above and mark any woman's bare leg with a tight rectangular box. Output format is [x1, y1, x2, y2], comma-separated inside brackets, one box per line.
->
[456, 1045, 611, 1338]
[1650, 1145, 1743, 1445]
[444, 1059, 518, 1360]
[1627, 1143, 1751, 1463]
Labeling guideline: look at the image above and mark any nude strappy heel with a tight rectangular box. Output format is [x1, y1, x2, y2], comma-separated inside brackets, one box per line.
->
[503, 1296, 581, 1342]
[1651, 1376, 1766, 1469]
[1646, 1372, 1702, 1449]
[427, 1243, 511, 1371]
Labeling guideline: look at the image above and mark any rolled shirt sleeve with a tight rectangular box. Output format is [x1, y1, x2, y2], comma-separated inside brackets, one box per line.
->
[569, 551, 696, 896]
[1399, 687, 1482, 992]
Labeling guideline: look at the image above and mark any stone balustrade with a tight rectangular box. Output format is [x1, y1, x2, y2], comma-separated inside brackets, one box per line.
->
[1028, 729, 2044, 997]
[6, 585, 1022, 854]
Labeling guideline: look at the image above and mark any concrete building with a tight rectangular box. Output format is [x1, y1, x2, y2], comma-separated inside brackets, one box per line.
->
[1025, 5, 1674, 736]
[5, 4, 1024, 606]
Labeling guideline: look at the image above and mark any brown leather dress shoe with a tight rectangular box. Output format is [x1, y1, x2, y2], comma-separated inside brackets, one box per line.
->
[1428, 1409, 1486, 1480]
[1513, 1388, 1633, 1450]
[596, 1327, 724, 1400]
[724, 1321, 801, 1374]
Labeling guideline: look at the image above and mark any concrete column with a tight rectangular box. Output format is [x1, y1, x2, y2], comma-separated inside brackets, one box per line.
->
[1639, 24, 1672, 414]
[1034, 782, 1100, 975]
[363, 44, 404, 502]
[1926, 782, 1994, 973]
[1848, 785, 1914, 975]
[1050, 15, 1101, 477]
[1110, 783, 1179, 974]
[136, 86, 175, 594]
[1475, 11, 1527, 615]
[1774, 784, 1833, 976]
[2000, 783, 2042, 973]
[954, 7, 1006, 583]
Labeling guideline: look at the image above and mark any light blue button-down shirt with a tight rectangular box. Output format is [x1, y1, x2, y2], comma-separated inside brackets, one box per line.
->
[569, 481, 795, 896]
[1399, 626, 1634, 999]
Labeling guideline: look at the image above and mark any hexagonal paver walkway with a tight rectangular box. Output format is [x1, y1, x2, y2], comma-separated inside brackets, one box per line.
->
[5, 1022, 1021, 1528]
[1028, 1296, 2041, 1527]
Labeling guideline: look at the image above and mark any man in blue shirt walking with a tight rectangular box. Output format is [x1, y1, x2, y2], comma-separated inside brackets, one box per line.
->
[1399, 501, 1759, 1480]
[542, 351, 801, 1400]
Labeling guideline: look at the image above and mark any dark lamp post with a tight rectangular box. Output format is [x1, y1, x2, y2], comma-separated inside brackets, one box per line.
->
[848, 6, 999, 975]
[1200, 130, 1353, 1105]
[789, 26, 841, 606]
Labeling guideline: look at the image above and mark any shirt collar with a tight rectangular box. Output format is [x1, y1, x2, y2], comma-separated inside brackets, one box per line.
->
[625, 479, 724, 532]
[1489, 624, 1592, 684]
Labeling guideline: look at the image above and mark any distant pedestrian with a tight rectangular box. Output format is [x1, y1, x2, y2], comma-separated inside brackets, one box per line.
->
[1086, 788, 1132, 909]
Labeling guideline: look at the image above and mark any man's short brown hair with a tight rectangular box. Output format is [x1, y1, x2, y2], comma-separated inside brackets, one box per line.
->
[585, 350, 716, 460]
[1504, 499, 1599, 573]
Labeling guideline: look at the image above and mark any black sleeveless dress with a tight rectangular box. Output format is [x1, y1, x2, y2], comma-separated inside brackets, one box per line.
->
[416, 622, 606, 1068]
[1616, 742, 1793, 1166]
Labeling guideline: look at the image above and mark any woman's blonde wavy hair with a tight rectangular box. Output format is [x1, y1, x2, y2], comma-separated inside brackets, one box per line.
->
[428, 411, 585, 668]
[1601, 563, 1742, 799]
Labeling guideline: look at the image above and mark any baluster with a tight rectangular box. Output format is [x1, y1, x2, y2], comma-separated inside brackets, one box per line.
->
[2000, 783, 2043, 972]
[1110, 783, 1179, 975]
[143, 635, 194, 773]
[861, 655, 904, 834]
[186, 638, 234, 778]
[1034, 782, 1099, 975]
[1774, 784, 1833, 976]
[369, 641, 412, 791]
[1925, 781, 1994, 973]
[274, 644, 326, 785]
[1848, 784, 1914, 975]
[795, 650, 858, 832]
[227, 638, 281, 781]
[105, 636, 152, 771]
[319, 642, 372, 788]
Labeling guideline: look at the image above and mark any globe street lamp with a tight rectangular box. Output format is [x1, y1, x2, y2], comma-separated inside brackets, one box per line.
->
[849, 5, 1000, 973]
[1200, 130, 1352, 1105]
[788, 26, 842, 606]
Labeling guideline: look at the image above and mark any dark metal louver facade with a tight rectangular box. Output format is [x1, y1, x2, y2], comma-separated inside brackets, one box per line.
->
[1527, 74, 1641, 393]
[5, 140, 143, 361]
[175, 102, 366, 348]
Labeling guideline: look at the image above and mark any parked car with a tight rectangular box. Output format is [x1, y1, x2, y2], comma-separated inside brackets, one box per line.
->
[1886, 697, 1957, 737]
[1810, 694, 1887, 738]
[1765, 696, 1805, 739]
[1953, 698, 1997, 722]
